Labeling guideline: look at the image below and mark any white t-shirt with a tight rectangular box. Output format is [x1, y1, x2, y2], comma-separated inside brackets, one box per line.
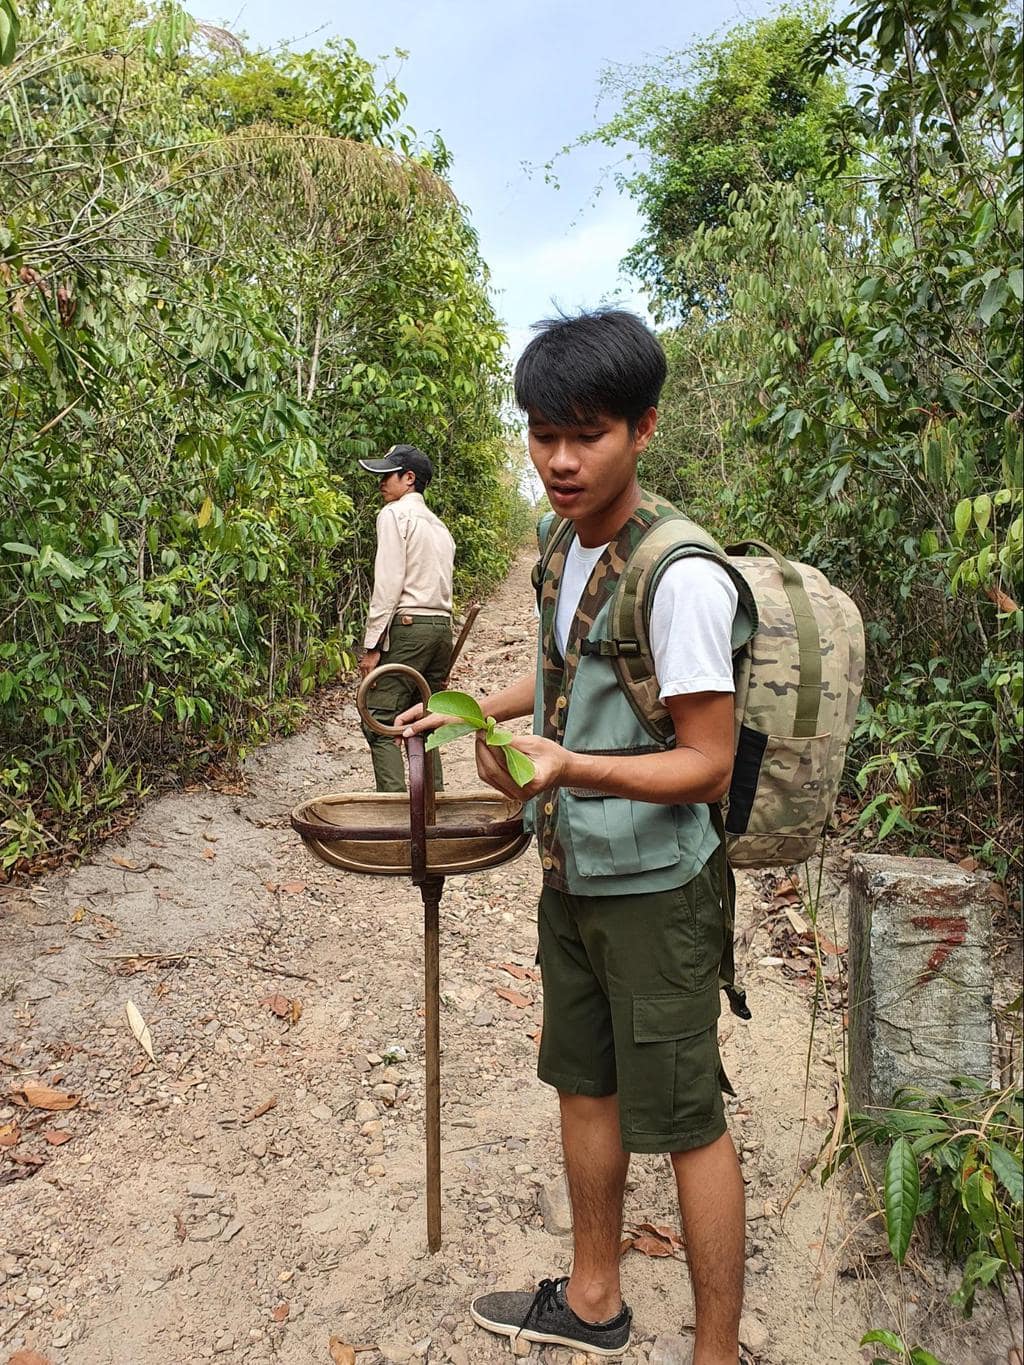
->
[554, 537, 738, 698]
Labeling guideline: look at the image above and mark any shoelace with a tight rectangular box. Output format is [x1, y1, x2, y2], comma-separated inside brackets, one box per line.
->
[516, 1276, 566, 1335]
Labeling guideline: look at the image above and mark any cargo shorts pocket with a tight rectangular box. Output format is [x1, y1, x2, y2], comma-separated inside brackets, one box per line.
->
[626, 987, 721, 1137]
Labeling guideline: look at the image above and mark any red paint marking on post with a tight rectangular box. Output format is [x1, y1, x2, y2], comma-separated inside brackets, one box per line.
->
[911, 914, 968, 987]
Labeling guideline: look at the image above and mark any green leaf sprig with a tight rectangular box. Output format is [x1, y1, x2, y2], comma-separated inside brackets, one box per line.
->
[423, 690, 535, 788]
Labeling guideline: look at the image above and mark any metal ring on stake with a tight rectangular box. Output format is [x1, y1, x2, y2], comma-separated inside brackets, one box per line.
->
[355, 663, 433, 736]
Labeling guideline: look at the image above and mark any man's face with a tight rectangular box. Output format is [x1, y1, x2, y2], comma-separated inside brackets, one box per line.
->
[380, 470, 411, 502]
[527, 409, 656, 524]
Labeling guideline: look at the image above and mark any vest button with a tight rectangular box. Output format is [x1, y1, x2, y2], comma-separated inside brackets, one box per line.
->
[542, 855, 553, 869]
[544, 802, 554, 815]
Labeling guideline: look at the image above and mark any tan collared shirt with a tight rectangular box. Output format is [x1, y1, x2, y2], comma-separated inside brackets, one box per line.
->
[363, 492, 455, 650]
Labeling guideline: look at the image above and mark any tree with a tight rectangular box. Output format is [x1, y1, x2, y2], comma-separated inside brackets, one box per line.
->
[0, 0, 522, 872]
[585, 5, 846, 312]
[623, 0, 1021, 874]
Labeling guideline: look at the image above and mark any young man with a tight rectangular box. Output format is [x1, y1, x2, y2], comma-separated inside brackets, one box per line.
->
[402, 309, 749, 1364]
[358, 444, 455, 792]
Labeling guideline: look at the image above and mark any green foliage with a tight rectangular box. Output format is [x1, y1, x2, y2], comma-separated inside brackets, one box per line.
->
[824, 1082, 1024, 1321]
[861, 1329, 947, 1365]
[584, 5, 846, 311]
[202, 40, 400, 135]
[425, 690, 536, 787]
[885, 1136, 921, 1264]
[0, 0, 19, 63]
[0, 0, 524, 871]
[614, 0, 1022, 877]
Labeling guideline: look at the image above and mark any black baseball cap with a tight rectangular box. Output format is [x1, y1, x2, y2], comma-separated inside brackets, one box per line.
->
[358, 443, 433, 485]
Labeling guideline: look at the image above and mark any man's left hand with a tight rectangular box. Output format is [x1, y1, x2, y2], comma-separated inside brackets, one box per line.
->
[359, 648, 381, 680]
[475, 731, 568, 800]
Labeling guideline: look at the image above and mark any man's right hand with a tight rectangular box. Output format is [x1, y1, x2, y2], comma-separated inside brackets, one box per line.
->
[394, 701, 452, 737]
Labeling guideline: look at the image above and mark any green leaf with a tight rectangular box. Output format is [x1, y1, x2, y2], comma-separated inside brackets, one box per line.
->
[0, 0, 19, 65]
[426, 690, 485, 727]
[973, 494, 992, 534]
[424, 721, 477, 751]
[884, 1136, 920, 1263]
[485, 725, 517, 746]
[919, 531, 939, 558]
[978, 275, 1009, 325]
[861, 1329, 904, 1351]
[2, 542, 36, 556]
[909, 1350, 946, 1365]
[962, 1167, 997, 1236]
[501, 744, 536, 788]
[782, 408, 806, 439]
[988, 1141, 1023, 1205]
[861, 366, 891, 401]
[954, 498, 972, 539]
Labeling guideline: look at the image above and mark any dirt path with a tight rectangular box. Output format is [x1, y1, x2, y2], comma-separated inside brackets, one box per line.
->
[0, 552, 1014, 1365]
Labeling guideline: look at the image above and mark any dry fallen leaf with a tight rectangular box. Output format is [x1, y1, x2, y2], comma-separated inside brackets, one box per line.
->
[111, 855, 136, 869]
[261, 993, 291, 1019]
[8, 1350, 53, 1365]
[986, 585, 1019, 614]
[126, 1000, 156, 1063]
[202, 847, 216, 860]
[495, 987, 530, 1009]
[772, 886, 801, 908]
[6, 1150, 45, 1168]
[328, 1338, 356, 1365]
[0, 1121, 20, 1147]
[272, 1301, 290, 1323]
[244, 1096, 277, 1123]
[290, 999, 303, 1026]
[9, 1081, 80, 1112]
[174, 1211, 187, 1243]
[40, 1129, 72, 1146]
[622, 1221, 685, 1259]
[493, 962, 539, 982]
[782, 904, 810, 936]
[279, 881, 306, 895]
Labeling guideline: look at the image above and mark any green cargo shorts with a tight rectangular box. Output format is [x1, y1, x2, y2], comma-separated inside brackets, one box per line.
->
[536, 857, 732, 1154]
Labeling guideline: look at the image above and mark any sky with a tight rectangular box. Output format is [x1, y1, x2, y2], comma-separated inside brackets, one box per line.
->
[228, 0, 775, 366]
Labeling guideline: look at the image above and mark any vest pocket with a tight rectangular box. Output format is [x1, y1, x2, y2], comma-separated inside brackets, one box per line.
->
[562, 792, 681, 876]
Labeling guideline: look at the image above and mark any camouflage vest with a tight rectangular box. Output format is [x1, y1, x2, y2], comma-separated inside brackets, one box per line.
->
[528, 489, 738, 897]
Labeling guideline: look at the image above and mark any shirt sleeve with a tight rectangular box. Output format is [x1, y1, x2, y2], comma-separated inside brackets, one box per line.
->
[648, 557, 739, 698]
[363, 505, 408, 649]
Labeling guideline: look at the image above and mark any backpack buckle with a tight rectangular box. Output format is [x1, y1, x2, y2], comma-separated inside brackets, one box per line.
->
[580, 638, 641, 658]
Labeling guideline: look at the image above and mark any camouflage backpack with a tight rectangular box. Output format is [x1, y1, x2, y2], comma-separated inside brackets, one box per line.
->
[536, 506, 866, 870]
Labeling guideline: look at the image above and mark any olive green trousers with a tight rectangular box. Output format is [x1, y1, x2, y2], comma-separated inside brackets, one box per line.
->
[361, 615, 453, 792]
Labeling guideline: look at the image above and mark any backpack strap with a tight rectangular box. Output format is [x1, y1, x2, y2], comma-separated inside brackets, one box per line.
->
[531, 511, 573, 606]
[598, 514, 758, 745]
[710, 801, 752, 1019]
[726, 539, 822, 737]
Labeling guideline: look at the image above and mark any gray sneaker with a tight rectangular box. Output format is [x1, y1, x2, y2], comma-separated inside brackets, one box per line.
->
[470, 1276, 632, 1357]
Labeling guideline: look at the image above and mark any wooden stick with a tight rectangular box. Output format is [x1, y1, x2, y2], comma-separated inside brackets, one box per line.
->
[445, 603, 480, 680]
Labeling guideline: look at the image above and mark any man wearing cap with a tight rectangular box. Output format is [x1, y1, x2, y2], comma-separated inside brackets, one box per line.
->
[357, 444, 456, 792]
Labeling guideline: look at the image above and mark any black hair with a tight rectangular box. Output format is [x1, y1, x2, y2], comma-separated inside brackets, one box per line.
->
[408, 468, 429, 494]
[513, 307, 667, 432]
